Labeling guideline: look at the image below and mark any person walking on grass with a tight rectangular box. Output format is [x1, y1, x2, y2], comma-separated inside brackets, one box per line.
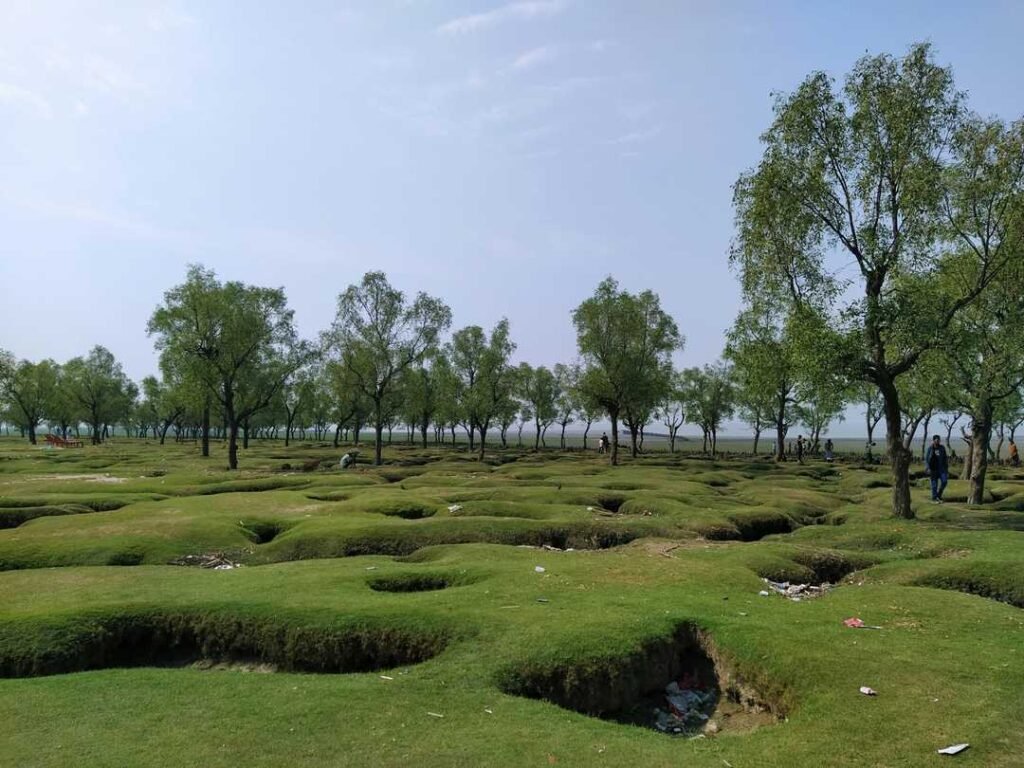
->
[824, 438, 834, 462]
[925, 434, 949, 503]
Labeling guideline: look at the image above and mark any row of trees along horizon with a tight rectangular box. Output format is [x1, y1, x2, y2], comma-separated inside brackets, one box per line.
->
[2, 43, 1023, 520]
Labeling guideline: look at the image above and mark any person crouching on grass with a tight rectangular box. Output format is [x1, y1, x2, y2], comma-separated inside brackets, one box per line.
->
[925, 435, 949, 503]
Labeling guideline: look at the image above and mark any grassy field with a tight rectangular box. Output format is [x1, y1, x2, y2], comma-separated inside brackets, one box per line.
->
[1, 437, 1022, 767]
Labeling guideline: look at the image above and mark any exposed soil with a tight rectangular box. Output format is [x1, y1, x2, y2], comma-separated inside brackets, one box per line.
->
[498, 622, 784, 737]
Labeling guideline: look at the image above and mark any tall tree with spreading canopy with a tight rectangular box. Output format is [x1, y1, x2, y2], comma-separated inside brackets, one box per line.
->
[731, 43, 1024, 518]
[148, 265, 306, 469]
[518, 363, 559, 450]
[573, 278, 682, 466]
[0, 353, 60, 444]
[326, 272, 451, 466]
[62, 346, 134, 444]
[679, 363, 735, 456]
[724, 306, 802, 461]
[449, 320, 516, 459]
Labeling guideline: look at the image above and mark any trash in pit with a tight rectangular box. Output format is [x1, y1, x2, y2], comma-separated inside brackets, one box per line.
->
[621, 672, 719, 736]
[762, 578, 832, 602]
[171, 552, 242, 569]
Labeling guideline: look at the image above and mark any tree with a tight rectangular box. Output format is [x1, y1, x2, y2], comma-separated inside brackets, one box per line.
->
[656, 374, 685, 453]
[0, 354, 60, 444]
[280, 365, 317, 447]
[149, 265, 306, 470]
[573, 278, 682, 465]
[325, 358, 372, 446]
[731, 43, 1024, 518]
[795, 385, 846, 453]
[518, 363, 558, 450]
[140, 374, 188, 445]
[449, 320, 516, 459]
[680, 364, 734, 456]
[553, 363, 580, 450]
[326, 272, 451, 466]
[724, 306, 801, 460]
[62, 346, 133, 444]
[400, 361, 443, 448]
[940, 250, 1024, 503]
[859, 384, 885, 460]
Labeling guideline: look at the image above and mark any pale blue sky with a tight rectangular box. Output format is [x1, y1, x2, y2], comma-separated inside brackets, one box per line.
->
[1, 1, 1021, 434]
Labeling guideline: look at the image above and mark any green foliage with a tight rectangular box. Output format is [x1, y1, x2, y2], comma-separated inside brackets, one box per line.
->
[731, 42, 1024, 517]
[148, 265, 308, 468]
[573, 277, 682, 464]
[326, 271, 452, 465]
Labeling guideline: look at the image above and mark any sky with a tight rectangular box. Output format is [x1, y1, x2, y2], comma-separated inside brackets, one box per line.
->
[1, 1, 1022, 436]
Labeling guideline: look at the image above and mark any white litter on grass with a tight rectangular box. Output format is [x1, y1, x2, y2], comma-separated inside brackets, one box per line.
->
[859, 686, 877, 696]
[937, 744, 969, 755]
[534, 566, 546, 573]
[484, 708, 493, 715]
[758, 590, 770, 597]
[380, 675, 393, 680]
[448, 504, 463, 513]
[427, 712, 444, 718]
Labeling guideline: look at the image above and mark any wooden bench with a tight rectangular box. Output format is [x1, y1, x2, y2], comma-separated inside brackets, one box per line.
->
[45, 434, 83, 448]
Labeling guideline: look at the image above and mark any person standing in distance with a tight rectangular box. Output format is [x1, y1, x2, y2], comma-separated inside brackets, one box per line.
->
[925, 435, 949, 503]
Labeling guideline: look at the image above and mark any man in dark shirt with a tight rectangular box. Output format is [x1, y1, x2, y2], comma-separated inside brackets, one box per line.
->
[925, 435, 949, 502]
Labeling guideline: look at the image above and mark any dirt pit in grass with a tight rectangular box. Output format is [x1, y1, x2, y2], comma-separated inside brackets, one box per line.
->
[500, 622, 781, 737]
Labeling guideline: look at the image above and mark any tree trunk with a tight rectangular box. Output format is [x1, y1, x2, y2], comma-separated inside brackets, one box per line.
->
[421, 424, 428, 448]
[159, 422, 171, 445]
[609, 409, 620, 466]
[242, 421, 250, 450]
[582, 421, 592, 449]
[881, 382, 914, 519]
[201, 402, 210, 457]
[752, 427, 760, 455]
[920, 412, 932, 460]
[227, 420, 240, 470]
[711, 428, 718, 457]
[968, 401, 993, 505]
[374, 419, 384, 466]
[27, 423, 37, 445]
[775, 407, 787, 462]
[628, 425, 638, 458]
[560, 423, 567, 450]
[478, 425, 487, 460]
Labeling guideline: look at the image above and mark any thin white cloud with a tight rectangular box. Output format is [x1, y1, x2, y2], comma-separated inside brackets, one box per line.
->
[512, 46, 557, 71]
[587, 39, 616, 53]
[437, 1, 566, 35]
[0, 82, 52, 117]
[603, 125, 663, 145]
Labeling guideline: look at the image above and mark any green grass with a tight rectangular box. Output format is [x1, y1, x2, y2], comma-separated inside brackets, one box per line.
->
[1, 437, 1023, 767]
